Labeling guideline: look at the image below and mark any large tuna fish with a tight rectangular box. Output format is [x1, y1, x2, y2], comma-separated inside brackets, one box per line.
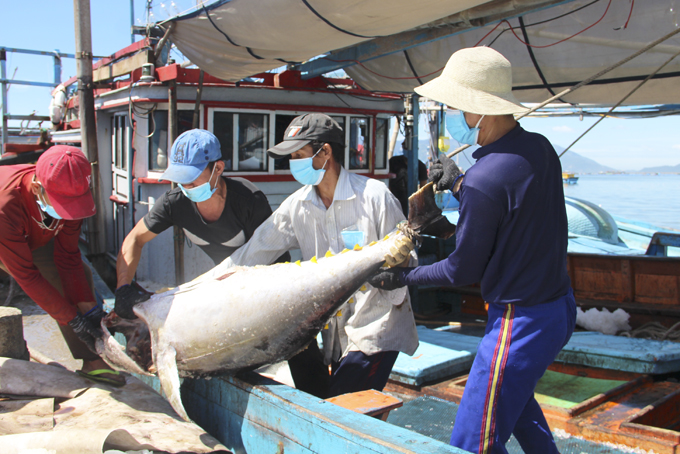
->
[96, 183, 455, 421]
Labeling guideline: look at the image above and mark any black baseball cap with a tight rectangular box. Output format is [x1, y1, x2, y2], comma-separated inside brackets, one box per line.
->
[267, 113, 344, 158]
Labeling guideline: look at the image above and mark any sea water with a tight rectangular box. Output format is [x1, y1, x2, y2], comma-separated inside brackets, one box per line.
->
[562, 174, 680, 231]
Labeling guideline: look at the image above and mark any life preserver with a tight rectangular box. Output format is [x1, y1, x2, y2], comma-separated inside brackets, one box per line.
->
[49, 84, 67, 125]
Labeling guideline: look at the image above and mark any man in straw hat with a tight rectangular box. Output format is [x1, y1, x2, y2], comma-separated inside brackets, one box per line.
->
[369, 47, 576, 453]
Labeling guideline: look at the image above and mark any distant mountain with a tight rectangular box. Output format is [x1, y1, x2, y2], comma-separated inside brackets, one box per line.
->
[555, 147, 618, 174]
[633, 163, 680, 173]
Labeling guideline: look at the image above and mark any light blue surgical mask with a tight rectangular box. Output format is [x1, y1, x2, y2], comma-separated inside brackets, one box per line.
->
[290, 146, 328, 186]
[178, 165, 217, 203]
[446, 111, 485, 145]
[341, 227, 365, 249]
[37, 186, 62, 220]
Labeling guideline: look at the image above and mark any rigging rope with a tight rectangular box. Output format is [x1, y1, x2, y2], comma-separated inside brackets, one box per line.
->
[558, 47, 680, 158]
[446, 25, 680, 159]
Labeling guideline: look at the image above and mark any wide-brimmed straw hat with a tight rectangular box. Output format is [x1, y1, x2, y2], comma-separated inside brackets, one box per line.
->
[415, 47, 528, 116]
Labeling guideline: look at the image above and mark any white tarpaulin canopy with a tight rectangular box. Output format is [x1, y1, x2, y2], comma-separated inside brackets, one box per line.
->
[345, 0, 680, 105]
[165, 0, 680, 107]
[165, 0, 491, 81]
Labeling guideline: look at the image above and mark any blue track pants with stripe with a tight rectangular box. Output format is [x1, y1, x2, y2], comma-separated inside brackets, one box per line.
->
[450, 290, 576, 454]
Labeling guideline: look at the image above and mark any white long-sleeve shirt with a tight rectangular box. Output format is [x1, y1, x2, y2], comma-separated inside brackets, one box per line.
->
[221, 167, 419, 363]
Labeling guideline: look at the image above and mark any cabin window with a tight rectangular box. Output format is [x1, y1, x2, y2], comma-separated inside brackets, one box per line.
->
[212, 111, 269, 171]
[273, 114, 297, 170]
[375, 118, 388, 170]
[349, 117, 369, 170]
[112, 115, 128, 171]
[213, 112, 234, 168]
[149, 110, 193, 171]
[238, 113, 268, 171]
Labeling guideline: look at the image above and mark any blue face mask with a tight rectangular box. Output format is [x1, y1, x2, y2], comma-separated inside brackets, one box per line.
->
[37, 186, 62, 220]
[290, 146, 328, 186]
[446, 111, 485, 145]
[178, 165, 217, 203]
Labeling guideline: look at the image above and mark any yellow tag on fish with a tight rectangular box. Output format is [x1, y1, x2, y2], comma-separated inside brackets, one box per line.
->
[310, 256, 317, 263]
[325, 250, 333, 258]
[336, 310, 342, 317]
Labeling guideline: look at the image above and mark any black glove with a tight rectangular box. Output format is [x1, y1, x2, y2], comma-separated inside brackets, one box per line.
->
[114, 284, 151, 319]
[68, 313, 103, 354]
[428, 157, 463, 192]
[367, 269, 407, 291]
[84, 305, 106, 326]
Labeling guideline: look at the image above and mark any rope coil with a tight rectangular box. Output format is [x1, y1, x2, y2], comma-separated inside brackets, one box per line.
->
[620, 321, 680, 342]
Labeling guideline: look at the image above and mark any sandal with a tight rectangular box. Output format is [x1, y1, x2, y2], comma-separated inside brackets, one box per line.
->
[77, 369, 126, 387]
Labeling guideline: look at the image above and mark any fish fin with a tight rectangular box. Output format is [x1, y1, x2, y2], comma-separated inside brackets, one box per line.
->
[95, 321, 153, 376]
[407, 182, 457, 238]
[156, 345, 191, 422]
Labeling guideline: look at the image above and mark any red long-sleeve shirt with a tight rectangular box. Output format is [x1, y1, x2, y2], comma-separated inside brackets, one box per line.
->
[0, 165, 94, 325]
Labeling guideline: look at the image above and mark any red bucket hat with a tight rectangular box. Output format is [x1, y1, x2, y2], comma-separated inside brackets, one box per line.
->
[36, 145, 96, 220]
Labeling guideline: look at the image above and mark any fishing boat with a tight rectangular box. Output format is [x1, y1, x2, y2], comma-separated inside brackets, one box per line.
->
[562, 172, 579, 184]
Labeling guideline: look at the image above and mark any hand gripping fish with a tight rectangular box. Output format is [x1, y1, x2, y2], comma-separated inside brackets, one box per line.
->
[96, 183, 456, 421]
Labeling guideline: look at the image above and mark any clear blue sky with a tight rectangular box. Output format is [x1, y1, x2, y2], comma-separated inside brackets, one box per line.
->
[2, 1, 679, 171]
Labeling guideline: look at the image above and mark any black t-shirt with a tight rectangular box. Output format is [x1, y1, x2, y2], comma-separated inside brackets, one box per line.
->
[144, 177, 276, 264]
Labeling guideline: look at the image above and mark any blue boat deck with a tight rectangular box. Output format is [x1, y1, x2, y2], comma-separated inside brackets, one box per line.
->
[390, 327, 680, 387]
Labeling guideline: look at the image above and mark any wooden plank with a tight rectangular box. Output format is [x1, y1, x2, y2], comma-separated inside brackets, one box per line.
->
[93, 50, 151, 82]
[182, 373, 466, 454]
[570, 381, 680, 453]
[326, 390, 403, 420]
[92, 37, 151, 71]
[622, 259, 634, 302]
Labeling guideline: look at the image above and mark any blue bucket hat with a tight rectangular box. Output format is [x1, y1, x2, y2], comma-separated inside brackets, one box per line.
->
[160, 129, 222, 184]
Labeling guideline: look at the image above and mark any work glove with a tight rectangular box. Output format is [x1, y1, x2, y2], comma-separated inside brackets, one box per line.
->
[84, 305, 106, 326]
[114, 284, 151, 319]
[367, 269, 407, 291]
[68, 313, 103, 354]
[384, 236, 414, 268]
[428, 157, 463, 193]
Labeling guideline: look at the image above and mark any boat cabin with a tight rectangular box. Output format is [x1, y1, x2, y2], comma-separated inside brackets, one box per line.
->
[51, 57, 404, 287]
